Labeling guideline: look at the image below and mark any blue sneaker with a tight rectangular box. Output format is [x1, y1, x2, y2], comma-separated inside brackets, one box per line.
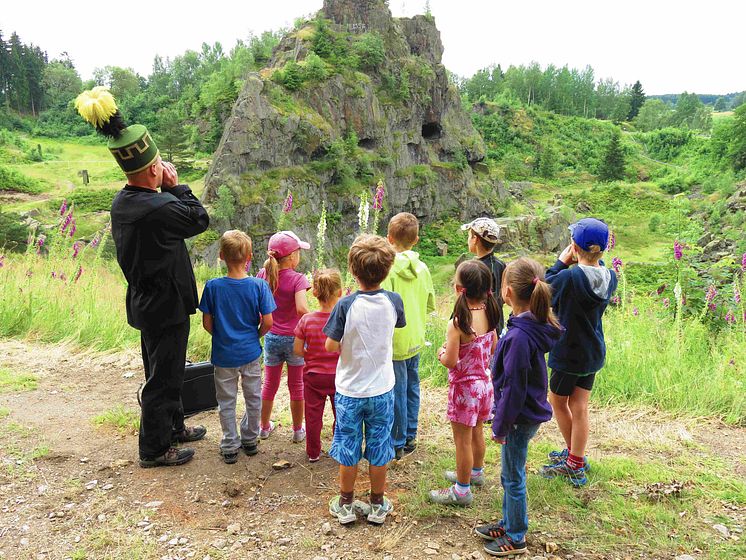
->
[540, 460, 588, 487]
[548, 448, 591, 472]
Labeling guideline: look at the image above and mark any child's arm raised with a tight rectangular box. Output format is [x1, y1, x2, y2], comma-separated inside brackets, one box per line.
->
[259, 313, 273, 337]
[202, 312, 213, 335]
[438, 320, 461, 369]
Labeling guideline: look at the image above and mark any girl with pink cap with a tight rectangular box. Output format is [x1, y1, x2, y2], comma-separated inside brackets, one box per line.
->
[257, 231, 311, 442]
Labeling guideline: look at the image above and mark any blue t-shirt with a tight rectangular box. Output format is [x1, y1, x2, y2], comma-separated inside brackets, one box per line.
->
[199, 277, 276, 368]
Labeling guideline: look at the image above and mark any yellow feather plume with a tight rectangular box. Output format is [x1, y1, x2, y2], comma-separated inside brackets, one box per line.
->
[74, 86, 118, 128]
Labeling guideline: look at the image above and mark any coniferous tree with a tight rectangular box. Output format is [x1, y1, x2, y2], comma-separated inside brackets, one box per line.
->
[599, 130, 626, 181]
[627, 80, 645, 120]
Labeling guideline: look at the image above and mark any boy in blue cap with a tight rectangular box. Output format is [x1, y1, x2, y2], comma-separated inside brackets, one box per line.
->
[541, 218, 618, 486]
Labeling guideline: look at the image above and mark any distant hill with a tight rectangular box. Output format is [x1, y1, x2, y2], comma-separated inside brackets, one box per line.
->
[650, 91, 745, 109]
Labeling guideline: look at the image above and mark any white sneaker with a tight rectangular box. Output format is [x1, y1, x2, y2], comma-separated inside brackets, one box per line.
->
[329, 496, 357, 525]
[259, 421, 276, 440]
[445, 469, 486, 486]
[292, 427, 306, 443]
[367, 497, 393, 525]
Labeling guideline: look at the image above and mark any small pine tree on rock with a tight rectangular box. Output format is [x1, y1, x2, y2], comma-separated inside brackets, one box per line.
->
[599, 130, 626, 182]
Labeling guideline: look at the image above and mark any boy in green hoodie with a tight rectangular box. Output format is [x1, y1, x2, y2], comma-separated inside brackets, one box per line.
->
[381, 213, 436, 460]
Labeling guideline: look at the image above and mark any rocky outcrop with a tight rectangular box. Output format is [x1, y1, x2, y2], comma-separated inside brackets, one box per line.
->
[201, 0, 491, 265]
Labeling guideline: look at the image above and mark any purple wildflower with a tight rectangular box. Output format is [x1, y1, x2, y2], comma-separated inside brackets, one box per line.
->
[90, 235, 101, 249]
[69, 220, 76, 238]
[74, 266, 83, 283]
[656, 284, 667, 295]
[632, 307, 639, 316]
[674, 240, 683, 261]
[282, 191, 293, 213]
[373, 181, 385, 211]
[725, 310, 736, 324]
[59, 200, 68, 216]
[72, 242, 80, 259]
[607, 231, 616, 252]
[708, 302, 717, 312]
[611, 295, 620, 305]
[742, 253, 746, 271]
[51, 271, 56, 279]
[0, 255, 4, 268]
[36, 236, 46, 255]
[61, 211, 73, 234]
[705, 285, 717, 303]
[26, 269, 33, 278]
[612, 257, 623, 273]
[735, 285, 741, 304]
[663, 297, 670, 308]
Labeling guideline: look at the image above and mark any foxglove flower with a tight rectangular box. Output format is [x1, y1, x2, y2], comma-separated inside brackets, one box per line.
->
[742, 253, 746, 271]
[72, 242, 80, 259]
[705, 285, 717, 303]
[656, 284, 667, 295]
[74, 266, 83, 283]
[662, 297, 670, 308]
[373, 180, 385, 211]
[611, 295, 620, 305]
[632, 307, 639, 316]
[607, 231, 616, 252]
[61, 211, 73, 233]
[36, 236, 46, 255]
[69, 220, 76, 238]
[674, 240, 683, 261]
[612, 257, 622, 273]
[59, 200, 68, 216]
[725, 310, 736, 324]
[51, 271, 56, 279]
[282, 191, 293, 213]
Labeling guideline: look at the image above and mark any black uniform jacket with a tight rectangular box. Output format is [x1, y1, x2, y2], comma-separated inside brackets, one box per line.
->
[110, 184, 209, 330]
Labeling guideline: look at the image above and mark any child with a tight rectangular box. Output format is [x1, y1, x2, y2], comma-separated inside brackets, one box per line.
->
[381, 213, 435, 460]
[541, 218, 617, 487]
[199, 230, 276, 464]
[293, 269, 343, 462]
[462, 217, 507, 335]
[475, 258, 562, 556]
[324, 234, 405, 526]
[429, 260, 499, 507]
[257, 230, 311, 442]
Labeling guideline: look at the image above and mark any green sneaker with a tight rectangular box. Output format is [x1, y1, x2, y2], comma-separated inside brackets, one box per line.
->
[328, 496, 357, 525]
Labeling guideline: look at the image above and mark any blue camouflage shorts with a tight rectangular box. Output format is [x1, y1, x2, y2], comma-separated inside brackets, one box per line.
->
[329, 390, 395, 467]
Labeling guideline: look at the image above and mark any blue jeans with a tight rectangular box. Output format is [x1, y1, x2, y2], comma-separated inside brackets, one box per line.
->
[390, 354, 420, 449]
[501, 423, 541, 543]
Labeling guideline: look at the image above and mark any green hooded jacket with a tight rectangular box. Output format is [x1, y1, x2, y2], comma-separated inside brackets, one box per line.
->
[381, 250, 436, 360]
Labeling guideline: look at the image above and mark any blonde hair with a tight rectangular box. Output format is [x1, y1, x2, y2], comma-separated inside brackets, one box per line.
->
[503, 257, 560, 328]
[573, 243, 604, 263]
[313, 268, 343, 303]
[219, 230, 252, 265]
[262, 251, 295, 294]
[387, 212, 419, 248]
[348, 234, 395, 287]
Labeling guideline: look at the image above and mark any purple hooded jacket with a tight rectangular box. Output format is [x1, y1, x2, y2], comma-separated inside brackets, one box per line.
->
[491, 313, 563, 440]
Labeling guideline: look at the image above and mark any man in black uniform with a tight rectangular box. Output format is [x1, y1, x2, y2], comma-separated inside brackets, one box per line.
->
[76, 87, 209, 467]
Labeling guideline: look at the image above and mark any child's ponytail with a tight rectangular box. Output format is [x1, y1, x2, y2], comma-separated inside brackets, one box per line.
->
[263, 251, 280, 293]
[452, 260, 498, 336]
[504, 257, 560, 328]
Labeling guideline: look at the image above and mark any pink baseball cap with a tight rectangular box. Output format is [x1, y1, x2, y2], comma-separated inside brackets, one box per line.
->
[267, 231, 310, 259]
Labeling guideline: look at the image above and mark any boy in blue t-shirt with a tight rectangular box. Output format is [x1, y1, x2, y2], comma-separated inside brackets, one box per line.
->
[199, 230, 276, 464]
[323, 235, 406, 526]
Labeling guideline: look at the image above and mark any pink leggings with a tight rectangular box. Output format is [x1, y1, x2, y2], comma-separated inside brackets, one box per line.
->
[261, 364, 305, 401]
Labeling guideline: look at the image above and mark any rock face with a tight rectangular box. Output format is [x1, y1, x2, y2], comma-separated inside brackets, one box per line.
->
[201, 0, 491, 265]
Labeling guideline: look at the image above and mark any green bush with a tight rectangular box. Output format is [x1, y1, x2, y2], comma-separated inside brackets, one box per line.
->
[50, 188, 120, 212]
[353, 33, 385, 69]
[0, 165, 44, 194]
[0, 212, 29, 252]
[212, 185, 236, 221]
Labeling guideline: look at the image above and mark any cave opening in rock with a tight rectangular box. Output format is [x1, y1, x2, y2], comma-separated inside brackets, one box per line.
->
[422, 122, 442, 140]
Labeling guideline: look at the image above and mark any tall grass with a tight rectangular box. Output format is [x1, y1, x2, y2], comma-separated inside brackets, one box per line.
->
[1, 252, 744, 424]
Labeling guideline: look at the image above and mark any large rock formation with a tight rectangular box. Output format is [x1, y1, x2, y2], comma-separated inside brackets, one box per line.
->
[201, 0, 491, 265]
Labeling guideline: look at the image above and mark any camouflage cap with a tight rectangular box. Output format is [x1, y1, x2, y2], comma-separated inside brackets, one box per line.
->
[461, 217, 503, 244]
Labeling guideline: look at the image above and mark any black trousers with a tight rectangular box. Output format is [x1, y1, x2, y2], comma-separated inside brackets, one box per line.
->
[139, 320, 189, 459]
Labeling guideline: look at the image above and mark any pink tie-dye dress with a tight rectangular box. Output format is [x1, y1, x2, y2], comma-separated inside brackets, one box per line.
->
[446, 331, 496, 427]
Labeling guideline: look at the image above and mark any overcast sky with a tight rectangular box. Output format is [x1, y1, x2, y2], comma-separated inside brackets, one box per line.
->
[2, 0, 743, 95]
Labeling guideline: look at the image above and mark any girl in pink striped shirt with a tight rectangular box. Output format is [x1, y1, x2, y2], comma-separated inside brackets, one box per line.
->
[294, 269, 343, 461]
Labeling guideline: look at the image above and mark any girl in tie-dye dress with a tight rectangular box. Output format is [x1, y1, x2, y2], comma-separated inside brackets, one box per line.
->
[430, 260, 500, 506]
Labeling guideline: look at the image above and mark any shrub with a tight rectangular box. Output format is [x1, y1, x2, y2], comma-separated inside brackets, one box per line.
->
[353, 33, 385, 69]
[0, 212, 28, 252]
[302, 52, 329, 83]
[273, 61, 304, 91]
[212, 185, 236, 221]
[0, 165, 44, 194]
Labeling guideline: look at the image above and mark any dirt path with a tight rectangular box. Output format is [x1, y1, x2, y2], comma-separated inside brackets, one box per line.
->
[0, 339, 744, 560]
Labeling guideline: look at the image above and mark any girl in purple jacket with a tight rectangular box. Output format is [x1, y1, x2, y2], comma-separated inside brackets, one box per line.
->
[476, 258, 562, 557]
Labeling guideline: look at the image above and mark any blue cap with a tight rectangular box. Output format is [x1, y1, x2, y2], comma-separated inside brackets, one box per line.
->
[569, 218, 609, 252]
